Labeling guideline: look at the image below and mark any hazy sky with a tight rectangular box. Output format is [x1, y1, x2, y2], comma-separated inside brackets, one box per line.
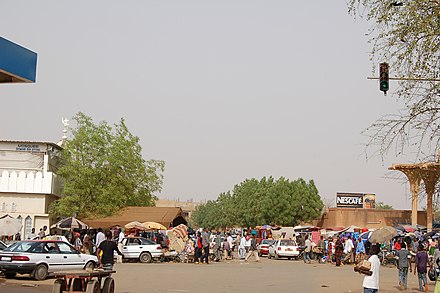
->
[1, 1, 419, 209]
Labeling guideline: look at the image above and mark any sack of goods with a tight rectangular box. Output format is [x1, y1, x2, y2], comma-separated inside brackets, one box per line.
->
[354, 260, 372, 276]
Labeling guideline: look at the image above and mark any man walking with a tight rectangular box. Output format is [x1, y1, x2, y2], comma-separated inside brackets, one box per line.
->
[239, 235, 246, 260]
[244, 234, 260, 262]
[362, 244, 381, 293]
[201, 228, 210, 264]
[97, 231, 123, 271]
[343, 236, 354, 264]
[396, 241, 412, 290]
[414, 244, 429, 292]
[117, 228, 125, 263]
[95, 228, 105, 250]
[304, 235, 312, 264]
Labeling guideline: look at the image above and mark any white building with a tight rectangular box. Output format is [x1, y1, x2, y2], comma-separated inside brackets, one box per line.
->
[0, 141, 63, 238]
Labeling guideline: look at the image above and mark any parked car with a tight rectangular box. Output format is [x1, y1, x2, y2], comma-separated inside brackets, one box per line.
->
[0, 240, 98, 280]
[121, 236, 163, 263]
[257, 239, 276, 256]
[268, 239, 300, 260]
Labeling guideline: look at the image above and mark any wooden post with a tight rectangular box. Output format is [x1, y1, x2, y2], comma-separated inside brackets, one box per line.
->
[406, 173, 421, 227]
[422, 172, 439, 232]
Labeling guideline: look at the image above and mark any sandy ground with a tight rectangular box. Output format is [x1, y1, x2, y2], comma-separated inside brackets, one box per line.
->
[0, 257, 436, 293]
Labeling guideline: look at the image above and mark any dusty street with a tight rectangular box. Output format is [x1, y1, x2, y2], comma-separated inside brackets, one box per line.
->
[0, 257, 436, 293]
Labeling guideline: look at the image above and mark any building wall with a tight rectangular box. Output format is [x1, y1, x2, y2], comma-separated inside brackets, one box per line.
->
[155, 199, 202, 218]
[0, 141, 63, 239]
[314, 208, 427, 229]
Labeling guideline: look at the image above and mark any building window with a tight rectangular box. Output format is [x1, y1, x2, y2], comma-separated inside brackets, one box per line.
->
[25, 216, 32, 239]
[1, 202, 6, 212]
[11, 202, 17, 212]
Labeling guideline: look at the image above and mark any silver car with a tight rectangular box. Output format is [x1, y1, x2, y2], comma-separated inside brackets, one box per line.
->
[121, 236, 163, 263]
[0, 240, 97, 280]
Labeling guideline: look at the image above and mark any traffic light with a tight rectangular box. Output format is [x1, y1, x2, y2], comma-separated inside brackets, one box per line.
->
[379, 62, 389, 94]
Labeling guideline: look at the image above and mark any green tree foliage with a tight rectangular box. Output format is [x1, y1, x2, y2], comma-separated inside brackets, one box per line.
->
[191, 177, 324, 229]
[348, 1, 440, 159]
[50, 112, 165, 218]
[375, 201, 394, 210]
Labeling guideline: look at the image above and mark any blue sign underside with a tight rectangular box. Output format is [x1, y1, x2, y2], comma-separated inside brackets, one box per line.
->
[0, 37, 37, 83]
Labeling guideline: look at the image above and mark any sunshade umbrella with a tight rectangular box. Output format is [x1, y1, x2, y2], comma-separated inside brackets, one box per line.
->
[0, 215, 23, 236]
[142, 221, 167, 230]
[124, 221, 147, 230]
[369, 226, 398, 244]
[52, 217, 88, 230]
[360, 231, 372, 240]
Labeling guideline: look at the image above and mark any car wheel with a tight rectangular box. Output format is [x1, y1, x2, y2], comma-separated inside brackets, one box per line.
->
[72, 278, 84, 291]
[102, 277, 115, 293]
[32, 264, 48, 281]
[86, 280, 100, 293]
[288, 257, 292, 260]
[275, 253, 279, 260]
[4, 271, 16, 279]
[84, 261, 95, 270]
[268, 253, 271, 259]
[52, 279, 66, 293]
[139, 252, 152, 263]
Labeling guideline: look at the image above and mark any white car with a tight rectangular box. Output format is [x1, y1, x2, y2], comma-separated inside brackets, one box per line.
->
[0, 240, 8, 251]
[121, 236, 163, 263]
[268, 239, 300, 260]
[31, 235, 69, 243]
[0, 240, 98, 280]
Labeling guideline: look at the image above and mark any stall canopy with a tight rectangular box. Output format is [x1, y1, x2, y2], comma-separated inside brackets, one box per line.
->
[0, 214, 23, 236]
[83, 207, 187, 229]
[0, 37, 37, 83]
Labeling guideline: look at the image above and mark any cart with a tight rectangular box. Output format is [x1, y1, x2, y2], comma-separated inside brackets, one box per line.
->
[52, 269, 116, 293]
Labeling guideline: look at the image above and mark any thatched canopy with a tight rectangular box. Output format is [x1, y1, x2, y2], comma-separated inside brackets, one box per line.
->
[389, 161, 440, 231]
[82, 207, 187, 229]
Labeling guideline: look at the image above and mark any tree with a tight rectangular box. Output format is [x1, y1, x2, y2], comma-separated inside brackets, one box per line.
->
[191, 176, 324, 229]
[50, 112, 165, 219]
[348, 1, 440, 160]
[375, 201, 394, 210]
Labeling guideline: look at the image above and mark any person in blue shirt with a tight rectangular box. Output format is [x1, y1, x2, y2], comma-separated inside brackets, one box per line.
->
[356, 237, 366, 263]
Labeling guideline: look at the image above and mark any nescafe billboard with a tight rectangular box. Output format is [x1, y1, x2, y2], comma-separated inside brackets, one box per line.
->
[336, 193, 364, 208]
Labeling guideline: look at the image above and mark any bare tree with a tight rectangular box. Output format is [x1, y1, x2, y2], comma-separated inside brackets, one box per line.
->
[348, 0, 440, 161]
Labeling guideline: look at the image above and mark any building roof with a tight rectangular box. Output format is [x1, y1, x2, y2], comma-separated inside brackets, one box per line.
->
[82, 207, 186, 229]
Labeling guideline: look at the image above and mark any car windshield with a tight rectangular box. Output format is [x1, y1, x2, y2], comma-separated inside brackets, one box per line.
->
[262, 239, 275, 245]
[4, 241, 36, 252]
[279, 240, 296, 246]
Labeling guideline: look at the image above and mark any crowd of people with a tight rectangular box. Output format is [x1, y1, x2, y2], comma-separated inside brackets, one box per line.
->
[14, 224, 440, 292]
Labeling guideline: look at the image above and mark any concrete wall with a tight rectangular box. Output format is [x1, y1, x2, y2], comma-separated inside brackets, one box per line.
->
[0, 193, 56, 238]
[313, 208, 427, 229]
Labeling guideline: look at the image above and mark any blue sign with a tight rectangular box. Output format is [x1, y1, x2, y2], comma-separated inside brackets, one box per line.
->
[0, 37, 37, 83]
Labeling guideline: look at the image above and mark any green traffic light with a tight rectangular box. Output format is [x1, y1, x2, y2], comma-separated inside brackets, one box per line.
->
[380, 81, 389, 91]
